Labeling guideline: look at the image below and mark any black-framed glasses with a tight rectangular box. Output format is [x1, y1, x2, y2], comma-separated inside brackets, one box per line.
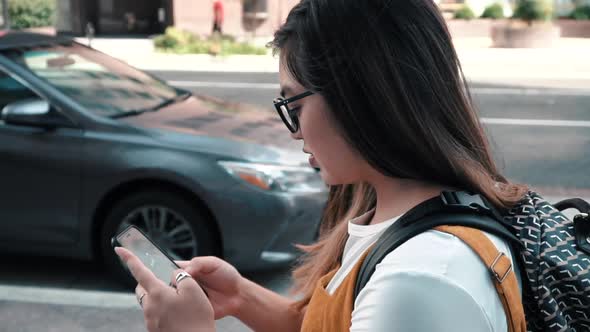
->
[273, 90, 314, 133]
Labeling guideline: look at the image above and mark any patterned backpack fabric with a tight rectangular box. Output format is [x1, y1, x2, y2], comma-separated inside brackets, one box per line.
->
[353, 191, 590, 332]
[506, 192, 590, 332]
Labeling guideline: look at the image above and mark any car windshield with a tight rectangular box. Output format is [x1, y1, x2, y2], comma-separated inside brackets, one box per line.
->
[4, 43, 181, 117]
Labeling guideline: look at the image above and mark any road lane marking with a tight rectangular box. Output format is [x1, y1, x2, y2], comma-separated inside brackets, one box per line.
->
[168, 81, 590, 96]
[472, 88, 590, 97]
[169, 81, 280, 89]
[481, 118, 590, 128]
[0, 285, 252, 330]
[0, 285, 138, 309]
[168, 81, 590, 127]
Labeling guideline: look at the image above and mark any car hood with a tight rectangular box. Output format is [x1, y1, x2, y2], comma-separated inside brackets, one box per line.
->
[120, 96, 308, 166]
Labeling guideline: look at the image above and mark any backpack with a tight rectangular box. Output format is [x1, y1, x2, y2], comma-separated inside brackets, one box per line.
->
[354, 191, 590, 332]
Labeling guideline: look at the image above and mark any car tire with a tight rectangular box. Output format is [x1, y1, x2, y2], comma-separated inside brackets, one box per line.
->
[99, 190, 219, 287]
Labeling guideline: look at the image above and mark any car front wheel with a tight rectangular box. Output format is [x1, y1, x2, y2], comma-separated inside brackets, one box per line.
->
[99, 190, 218, 286]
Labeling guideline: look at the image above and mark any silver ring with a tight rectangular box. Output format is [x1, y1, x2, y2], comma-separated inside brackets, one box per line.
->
[138, 293, 146, 307]
[175, 271, 192, 285]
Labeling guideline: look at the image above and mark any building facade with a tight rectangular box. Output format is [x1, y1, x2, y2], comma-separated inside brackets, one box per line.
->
[55, 0, 300, 37]
[172, 0, 301, 38]
[55, 0, 585, 37]
[56, 0, 173, 35]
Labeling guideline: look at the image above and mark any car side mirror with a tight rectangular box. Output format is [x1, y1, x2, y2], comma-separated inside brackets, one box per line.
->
[1, 98, 74, 129]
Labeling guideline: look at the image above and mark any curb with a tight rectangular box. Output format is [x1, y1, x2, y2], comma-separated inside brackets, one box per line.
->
[82, 38, 590, 90]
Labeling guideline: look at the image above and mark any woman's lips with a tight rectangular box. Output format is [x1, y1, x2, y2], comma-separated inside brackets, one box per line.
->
[309, 155, 319, 168]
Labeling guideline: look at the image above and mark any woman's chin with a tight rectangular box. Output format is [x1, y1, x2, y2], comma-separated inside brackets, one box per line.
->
[317, 169, 354, 186]
[317, 170, 330, 184]
[321, 173, 341, 186]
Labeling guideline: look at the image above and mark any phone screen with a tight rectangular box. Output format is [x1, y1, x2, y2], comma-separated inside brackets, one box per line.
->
[116, 226, 179, 285]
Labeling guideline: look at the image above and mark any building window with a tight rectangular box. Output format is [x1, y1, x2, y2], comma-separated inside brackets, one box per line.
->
[243, 0, 268, 19]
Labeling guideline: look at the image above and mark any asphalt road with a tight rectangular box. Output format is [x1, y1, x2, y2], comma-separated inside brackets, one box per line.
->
[152, 70, 590, 194]
[0, 71, 588, 331]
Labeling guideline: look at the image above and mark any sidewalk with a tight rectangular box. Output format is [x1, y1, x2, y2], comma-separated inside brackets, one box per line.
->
[77, 37, 590, 90]
[454, 37, 590, 89]
[0, 291, 252, 332]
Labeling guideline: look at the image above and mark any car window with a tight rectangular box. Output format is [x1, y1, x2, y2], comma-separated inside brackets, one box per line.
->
[4, 44, 180, 117]
[0, 70, 39, 124]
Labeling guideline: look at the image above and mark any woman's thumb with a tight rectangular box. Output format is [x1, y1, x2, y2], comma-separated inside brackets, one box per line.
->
[174, 260, 199, 276]
[175, 260, 189, 268]
[176, 257, 221, 277]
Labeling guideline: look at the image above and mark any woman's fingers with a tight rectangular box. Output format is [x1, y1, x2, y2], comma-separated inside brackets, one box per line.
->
[171, 269, 204, 296]
[135, 284, 148, 307]
[115, 250, 215, 331]
[170, 269, 195, 289]
[114, 247, 164, 292]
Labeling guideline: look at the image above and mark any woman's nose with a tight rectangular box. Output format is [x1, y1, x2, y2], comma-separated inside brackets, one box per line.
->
[290, 127, 303, 140]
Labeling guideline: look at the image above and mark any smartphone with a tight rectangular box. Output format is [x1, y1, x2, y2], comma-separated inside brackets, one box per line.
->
[112, 225, 180, 286]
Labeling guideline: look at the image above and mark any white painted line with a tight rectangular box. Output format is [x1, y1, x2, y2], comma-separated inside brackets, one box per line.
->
[472, 88, 590, 97]
[168, 81, 280, 89]
[168, 81, 590, 128]
[0, 284, 253, 330]
[481, 118, 590, 128]
[0, 285, 138, 309]
[168, 81, 590, 96]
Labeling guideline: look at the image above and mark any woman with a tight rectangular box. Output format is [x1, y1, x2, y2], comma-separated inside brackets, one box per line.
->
[115, 0, 528, 330]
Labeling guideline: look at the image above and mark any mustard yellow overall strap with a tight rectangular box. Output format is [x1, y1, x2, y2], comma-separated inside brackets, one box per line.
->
[435, 225, 526, 332]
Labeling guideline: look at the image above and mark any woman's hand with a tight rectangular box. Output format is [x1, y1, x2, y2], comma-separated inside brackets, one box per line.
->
[175, 256, 244, 319]
[115, 247, 215, 332]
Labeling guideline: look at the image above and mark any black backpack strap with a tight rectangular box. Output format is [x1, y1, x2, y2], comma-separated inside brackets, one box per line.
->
[549, 197, 590, 255]
[353, 191, 521, 301]
[553, 198, 590, 214]
[395, 191, 501, 227]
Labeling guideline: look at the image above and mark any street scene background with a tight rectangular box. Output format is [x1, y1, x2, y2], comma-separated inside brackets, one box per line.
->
[0, 0, 589, 331]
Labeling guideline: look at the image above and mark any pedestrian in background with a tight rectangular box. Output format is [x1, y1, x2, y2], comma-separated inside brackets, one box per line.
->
[116, 0, 529, 331]
[212, 0, 224, 35]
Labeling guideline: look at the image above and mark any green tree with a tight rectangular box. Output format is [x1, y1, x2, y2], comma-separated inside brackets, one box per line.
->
[513, 0, 554, 25]
[8, 0, 55, 29]
[454, 5, 476, 20]
[570, 5, 590, 20]
[481, 3, 505, 19]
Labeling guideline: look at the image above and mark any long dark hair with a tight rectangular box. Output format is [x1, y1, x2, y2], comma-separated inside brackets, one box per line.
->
[270, 0, 527, 309]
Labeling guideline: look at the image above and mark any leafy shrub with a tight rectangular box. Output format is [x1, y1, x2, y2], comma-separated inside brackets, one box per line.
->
[154, 28, 267, 55]
[185, 41, 210, 54]
[454, 5, 476, 20]
[153, 34, 179, 49]
[481, 3, 505, 19]
[164, 27, 198, 45]
[513, 0, 554, 22]
[220, 34, 236, 43]
[570, 5, 590, 20]
[8, 0, 55, 29]
[220, 40, 267, 56]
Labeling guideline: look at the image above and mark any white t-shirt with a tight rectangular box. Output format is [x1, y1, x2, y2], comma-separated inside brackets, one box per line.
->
[325, 209, 522, 332]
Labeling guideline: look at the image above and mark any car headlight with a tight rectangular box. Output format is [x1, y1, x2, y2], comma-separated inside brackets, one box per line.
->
[218, 161, 326, 193]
